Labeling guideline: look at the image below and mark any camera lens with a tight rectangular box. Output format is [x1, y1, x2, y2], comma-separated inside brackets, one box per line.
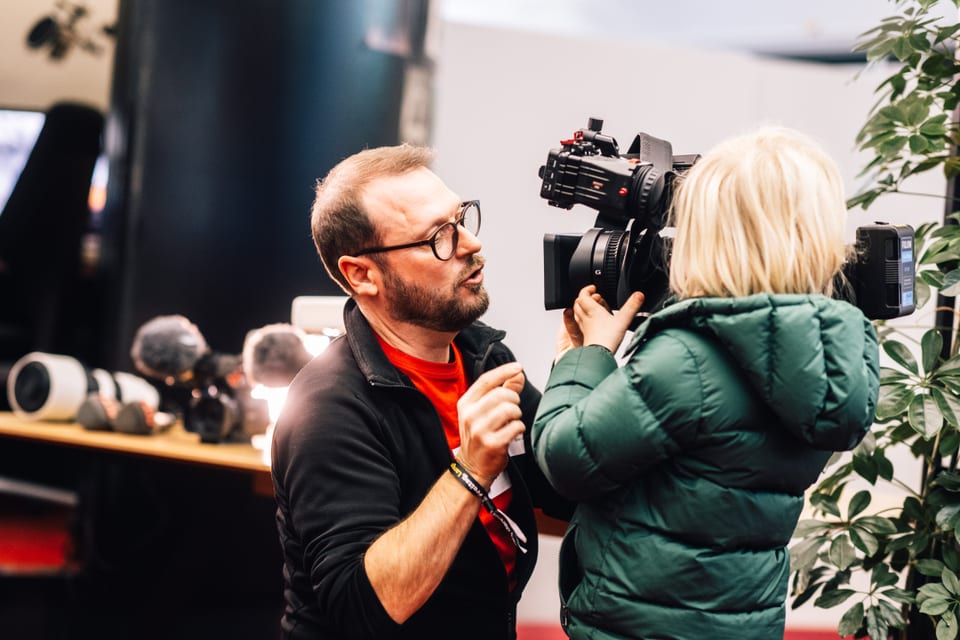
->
[12, 362, 52, 414]
[7, 352, 91, 420]
[568, 227, 631, 306]
[7, 352, 160, 422]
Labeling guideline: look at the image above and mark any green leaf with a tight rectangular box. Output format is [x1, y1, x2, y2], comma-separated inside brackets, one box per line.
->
[881, 367, 910, 383]
[918, 558, 948, 577]
[909, 31, 931, 51]
[937, 611, 958, 640]
[829, 536, 858, 571]
[879, 135, 909, 158]
[946, 157, 960, 179]
[866, 605, 885, 640]
[923, 328, 945, 373]
[920, 268, 947, 287]
[916, 278, 932, 309]
[909, 394, 944, 439]
[884, 340, 919, 374]
[937, 504, 960, 531]
[848, 489, 872, 519]
[932, 388, 960, 428]
[943, 568, 960, 595]
[849, 527, 880, 556]
[903, 496, 924, 521]
[943, 431, 960, 457]
[910, 134, 931, 153]
[793, 519, 833, 538]
[847, 190, 881, 210]
[855, 515, 899, 535]
[871, 563, 899, 589]
[935, 23, 960, 44]
[920, 583, 953, 601]
[876, 449, 894, 481]
[920, 119, 949, 136]
[852, 452, 876, 484]
[878, 597, 906, 629]
[907, 96, 933, 124]
[922, 596, 952, 616]
[893, 36, 916, 62]
[880, 587, 915, 604]
[942, 268, 960, 297]
[876, 386, 914, 422]
[815, 587, 857, 608]
[811, 491, 842, 518]
[789, 536, 826, 574]
[945, 545, 960, 573]
[838, 600, 864, 637]
[934, 472, 960, 492]
[937, 354, 960, 375]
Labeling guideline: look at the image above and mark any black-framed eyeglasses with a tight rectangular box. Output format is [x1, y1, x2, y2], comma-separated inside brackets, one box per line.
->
[354, 200, 481, 261]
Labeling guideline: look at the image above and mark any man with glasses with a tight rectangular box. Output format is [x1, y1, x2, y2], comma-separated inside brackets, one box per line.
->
[271, 144, 571, 640]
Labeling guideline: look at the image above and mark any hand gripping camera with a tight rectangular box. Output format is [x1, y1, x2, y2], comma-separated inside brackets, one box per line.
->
[538, 117, 915, 320]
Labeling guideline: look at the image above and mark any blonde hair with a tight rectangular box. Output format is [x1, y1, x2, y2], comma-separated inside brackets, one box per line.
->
[668, 127, 848, 299]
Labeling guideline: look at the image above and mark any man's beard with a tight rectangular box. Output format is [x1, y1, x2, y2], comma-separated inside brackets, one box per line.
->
[383, 257, 490, 332]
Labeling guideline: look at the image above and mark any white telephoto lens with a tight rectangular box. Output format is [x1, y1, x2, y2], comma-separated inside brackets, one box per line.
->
[7, 352, 90, 421]
[112, 371, 160, 409]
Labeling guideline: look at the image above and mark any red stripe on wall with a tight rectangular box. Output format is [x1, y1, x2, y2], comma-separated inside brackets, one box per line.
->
[517, 624, 851, 640]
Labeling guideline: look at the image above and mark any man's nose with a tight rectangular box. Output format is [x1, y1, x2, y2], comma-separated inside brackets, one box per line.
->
[456, 225, 482, 255]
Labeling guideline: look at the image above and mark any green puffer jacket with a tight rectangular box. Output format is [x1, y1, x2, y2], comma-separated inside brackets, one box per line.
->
[532, 294, 880, 640]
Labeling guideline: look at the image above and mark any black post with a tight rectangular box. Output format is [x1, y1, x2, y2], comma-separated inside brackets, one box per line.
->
[98, 0, 415, 371]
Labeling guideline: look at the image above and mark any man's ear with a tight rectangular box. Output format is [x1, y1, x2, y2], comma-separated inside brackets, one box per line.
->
[339, 255, 380, 297]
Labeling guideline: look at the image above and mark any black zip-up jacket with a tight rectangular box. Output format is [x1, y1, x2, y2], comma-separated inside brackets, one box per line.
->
[271, 298, 572, 640]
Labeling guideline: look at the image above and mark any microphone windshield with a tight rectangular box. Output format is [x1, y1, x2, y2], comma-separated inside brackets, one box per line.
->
[130, 315, 208, 381]
[242, 323, 312, 388]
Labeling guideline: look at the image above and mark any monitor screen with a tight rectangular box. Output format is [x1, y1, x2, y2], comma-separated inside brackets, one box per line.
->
[0, 108, 46, 217]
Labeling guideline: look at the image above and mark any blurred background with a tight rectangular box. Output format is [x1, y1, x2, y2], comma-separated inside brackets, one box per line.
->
[0, 1, 947, 637]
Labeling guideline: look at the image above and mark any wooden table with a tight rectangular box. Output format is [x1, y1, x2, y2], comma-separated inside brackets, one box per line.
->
[0, 411, 272, 495]
[0, 411, 284, 639]
[0, 412, 566, 535]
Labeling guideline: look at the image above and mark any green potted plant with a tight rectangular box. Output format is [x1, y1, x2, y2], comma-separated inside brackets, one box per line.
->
[789, 1, 960, 639]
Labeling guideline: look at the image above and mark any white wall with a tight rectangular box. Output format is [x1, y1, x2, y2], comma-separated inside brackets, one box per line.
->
[0, 0, 116, 110]
[431, 20, 937, 391]
[430, 19, 945, 630]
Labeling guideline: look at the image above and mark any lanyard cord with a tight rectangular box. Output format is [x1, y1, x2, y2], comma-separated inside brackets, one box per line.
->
[449, 459, 528, 554]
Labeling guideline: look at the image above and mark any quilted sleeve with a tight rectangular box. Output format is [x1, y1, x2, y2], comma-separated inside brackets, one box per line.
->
[531, 337, 702, 502]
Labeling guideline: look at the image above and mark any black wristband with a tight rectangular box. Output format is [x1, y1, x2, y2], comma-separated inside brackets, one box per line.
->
[448, 459, 528, 554]
[449, 459, 489, 502]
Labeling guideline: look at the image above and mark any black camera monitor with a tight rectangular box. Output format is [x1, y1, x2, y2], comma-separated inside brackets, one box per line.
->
[847, 223, 915, 320]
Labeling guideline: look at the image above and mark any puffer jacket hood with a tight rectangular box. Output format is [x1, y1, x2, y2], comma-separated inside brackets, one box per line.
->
[627, 293, 880, 451]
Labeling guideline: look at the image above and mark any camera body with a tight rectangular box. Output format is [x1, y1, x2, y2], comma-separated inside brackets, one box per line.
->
[179, 351, 249, 444]
[539, 118, 697, 312]
[538, 118, 916, 320]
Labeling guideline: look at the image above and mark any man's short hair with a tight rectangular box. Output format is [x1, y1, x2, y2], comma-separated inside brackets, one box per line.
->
[310, 144, 434, 293]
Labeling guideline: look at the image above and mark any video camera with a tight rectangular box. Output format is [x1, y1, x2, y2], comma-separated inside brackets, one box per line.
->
[538, 117, 915, 320]
[539, 117, 697, 313]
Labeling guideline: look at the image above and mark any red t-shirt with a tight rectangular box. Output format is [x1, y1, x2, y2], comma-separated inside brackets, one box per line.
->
[376, 336, 517, 587]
